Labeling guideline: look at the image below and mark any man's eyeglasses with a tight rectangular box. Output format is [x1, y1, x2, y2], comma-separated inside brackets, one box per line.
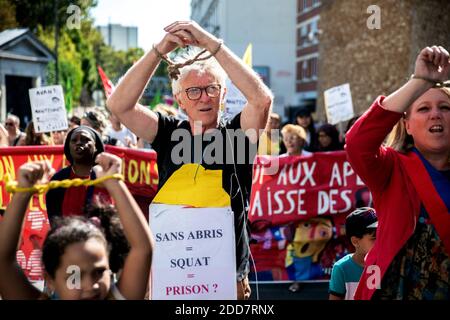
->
[185, 84, 221, 101]
[5, 122, 14, 127]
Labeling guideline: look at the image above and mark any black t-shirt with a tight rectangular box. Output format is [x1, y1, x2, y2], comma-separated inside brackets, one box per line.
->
[152, 112, 256, 281]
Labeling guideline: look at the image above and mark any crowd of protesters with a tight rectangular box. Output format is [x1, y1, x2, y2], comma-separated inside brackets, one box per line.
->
[0, 17, 448, 301]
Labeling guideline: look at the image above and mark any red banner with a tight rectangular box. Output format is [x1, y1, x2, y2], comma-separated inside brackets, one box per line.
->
[0, 145, 158, 284]
[248, 152, 371, 281]
[250, 152, 368, 225]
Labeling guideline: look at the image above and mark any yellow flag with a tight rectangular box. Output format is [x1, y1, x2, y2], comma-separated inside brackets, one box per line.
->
[242, 43, 252, 68]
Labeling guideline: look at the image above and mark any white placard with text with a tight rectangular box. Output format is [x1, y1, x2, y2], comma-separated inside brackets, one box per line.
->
[223, 78, 247, 120]
[324, 83, 355, 125]
[29, 85, 68, 133]
[149, 204, 236, 300]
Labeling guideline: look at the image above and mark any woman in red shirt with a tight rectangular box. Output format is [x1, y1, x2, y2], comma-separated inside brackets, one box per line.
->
[346, 46, 450, 300]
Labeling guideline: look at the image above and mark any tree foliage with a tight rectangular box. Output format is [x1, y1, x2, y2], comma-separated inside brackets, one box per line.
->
[0, 0, 17, 31]
[1, 0, 167, 108]
[11, 0, 97, 32]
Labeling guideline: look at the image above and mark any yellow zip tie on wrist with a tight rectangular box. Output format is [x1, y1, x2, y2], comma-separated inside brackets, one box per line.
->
[5, 174, 125, 194]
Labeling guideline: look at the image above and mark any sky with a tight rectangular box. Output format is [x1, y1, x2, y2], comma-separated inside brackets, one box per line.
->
[90, 0, 192, 51]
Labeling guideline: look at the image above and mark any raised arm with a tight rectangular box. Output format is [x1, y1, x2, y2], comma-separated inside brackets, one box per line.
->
[94, 153, 154, 300]
[345, 46, 450, 192]
[383, 46, 449, 113]
[0, 161, 53, 299]
[106, 32, 186, 143]
[164, 21, 273, 141]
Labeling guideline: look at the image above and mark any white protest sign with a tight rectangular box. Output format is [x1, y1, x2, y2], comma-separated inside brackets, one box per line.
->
[149, 204, 237, 300]
[223, 78, 247, 120]
[324, 83, 355, 125]
[29, 85, 68, 133]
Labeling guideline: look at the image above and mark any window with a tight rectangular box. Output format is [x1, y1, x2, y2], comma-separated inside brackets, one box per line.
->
[297, 61, 302, 81]
[309, 20, 318, 43]
[299, 25, 308, 47]
[302, 60, 308, 80]
[311, 58, 318, 78]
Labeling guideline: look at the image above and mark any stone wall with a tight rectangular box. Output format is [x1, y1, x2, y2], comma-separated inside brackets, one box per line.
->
[316, 0, 450, 124]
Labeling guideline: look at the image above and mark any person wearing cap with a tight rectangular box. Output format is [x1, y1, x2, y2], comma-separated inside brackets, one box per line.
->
[45, 126, 112, 221]
[329, 207, 377, 300]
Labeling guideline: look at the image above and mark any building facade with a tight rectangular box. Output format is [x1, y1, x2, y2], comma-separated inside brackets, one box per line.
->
[0, 29, 54, 127]
[97, 24, 138, 51]
[294, 0, 321, 118]
[316, 0, 450, 123]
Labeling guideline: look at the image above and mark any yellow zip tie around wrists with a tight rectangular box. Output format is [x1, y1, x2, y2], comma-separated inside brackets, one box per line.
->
[5, 174, 125, 194]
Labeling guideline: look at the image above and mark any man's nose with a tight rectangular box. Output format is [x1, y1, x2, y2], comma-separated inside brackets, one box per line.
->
[199, 89, 211, 102]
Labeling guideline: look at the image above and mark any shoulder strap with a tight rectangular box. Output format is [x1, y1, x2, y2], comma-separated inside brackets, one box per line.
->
[400, 152, 450, 254]
[13, 135, 21, 146]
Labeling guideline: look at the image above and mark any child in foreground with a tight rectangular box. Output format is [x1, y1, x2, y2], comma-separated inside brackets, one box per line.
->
[0, 152, 154, 300]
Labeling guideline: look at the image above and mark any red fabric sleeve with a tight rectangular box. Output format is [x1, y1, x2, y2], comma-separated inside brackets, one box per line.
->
[345, 96, 403, 193]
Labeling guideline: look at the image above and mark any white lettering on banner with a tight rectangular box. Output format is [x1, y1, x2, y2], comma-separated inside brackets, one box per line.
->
[267, 188, 272, 216]
[329, 163, 342, 186]
[149, 204, 236, 300]
[249, 154, 370, 220]
[251, 187, 355, 218]
[277, 162, 316, 186]
[356, 174, 365, 186]
[329, 162, 356, 187]
[318, 190, 352, 214]
[251, 189, 310, 217]
[273, 190, 284, 215]
[250, 191, 263, 217]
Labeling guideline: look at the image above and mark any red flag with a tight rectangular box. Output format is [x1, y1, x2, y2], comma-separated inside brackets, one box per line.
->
[97, 65, 115, 98]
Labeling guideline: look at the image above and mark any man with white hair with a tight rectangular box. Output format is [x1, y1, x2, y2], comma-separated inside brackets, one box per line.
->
[107, 21, 273, 299]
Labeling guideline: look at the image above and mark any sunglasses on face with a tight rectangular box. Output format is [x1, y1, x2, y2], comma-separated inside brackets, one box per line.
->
[184, 84, 221, 101]
[5, 122, 14, 126]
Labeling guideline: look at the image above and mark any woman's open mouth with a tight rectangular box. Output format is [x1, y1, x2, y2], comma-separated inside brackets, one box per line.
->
[429, 125, 443, 133]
